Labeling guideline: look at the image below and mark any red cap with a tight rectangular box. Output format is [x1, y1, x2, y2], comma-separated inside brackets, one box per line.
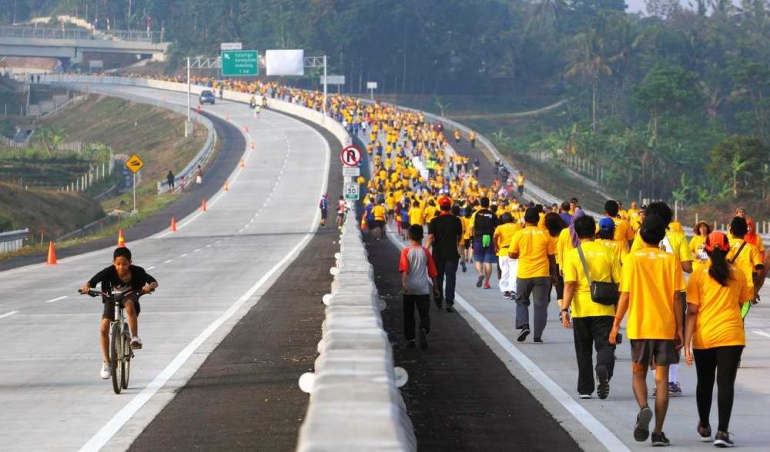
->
[704, 231, 730, 253]
[438, 196, 452, 208]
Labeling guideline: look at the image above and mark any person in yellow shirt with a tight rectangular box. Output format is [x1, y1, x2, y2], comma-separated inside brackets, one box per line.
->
[494, 213, 522, 299]
[516, 172, 525, 197]
[596, 218, 628, 264]
[689, 221, 712, 272]
[604, 200, 634, 251]
[684, 231, 751, 447]
[409, 201, 424, 227]
[609, 214, 684, 447]
[545, 212, 568, 311]
[509, 208, 557, 343]
[727, 217, 763, 311]
[371, 200, 387, 241]
[561, 215, 620, 400]
[423, 200, 438, 224]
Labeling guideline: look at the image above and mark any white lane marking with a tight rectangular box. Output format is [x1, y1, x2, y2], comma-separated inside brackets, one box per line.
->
[78, 124, 330, 452]
[385, 231, 630, 452]
[205, 244, 212, 248]
[215, 240, 222, 244]
[194, 248, 202, 252]
[147, 266, 156, 271]
[0, 311, 19, 319]
[163, 259, 173, 264]
[753, 331, 770, 339]
[44, 296, 68, 303]
[180, 253, 189, 258]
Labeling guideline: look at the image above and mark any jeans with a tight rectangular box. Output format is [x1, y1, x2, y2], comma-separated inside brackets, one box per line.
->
[435, 258, 459, 305]
[515, 276, 551, 338]
[572, 316, 616, 395]
[403, 294, 431, 341]
[694, 346, 743, 432]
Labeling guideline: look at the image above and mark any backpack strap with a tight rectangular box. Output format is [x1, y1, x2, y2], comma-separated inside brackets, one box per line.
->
[729, 241, 748, 265]
[576, 245, 593, 285]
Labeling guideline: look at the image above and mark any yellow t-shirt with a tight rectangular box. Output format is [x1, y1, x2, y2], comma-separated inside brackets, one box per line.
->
[563, 242, 620, 318]
[620, 246, 685, 340]
[727, 239, 762, 290]
[686, 267, 750, 349]
[689, 235, 710, 272]
[556, 227, 574, 268]
[409, 207, 424, 226]
[630, 229, 693, 266]
[461, 216, 471, 240]
[509, 226, 555, 278]
[372, 205, 386, 222]
[495, 223, 522, 257]
[596, 238, 628, 264]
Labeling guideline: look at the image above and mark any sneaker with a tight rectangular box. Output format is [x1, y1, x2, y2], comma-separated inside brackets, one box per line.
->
[406, 340, 416, 348]
[510, 292, 518, 300]
[534, 337, 543, 343]
[669, 381, 682, 397]
[100, 362, 111, 379]
[445, 306, 455, 313]
[131, 337, 143, 350]
[503, 291, 511, 299]
[419, 329, 428, 350]
[483, 282, 491, 289]
[460, 261, 467, 272]
[596, 367, 610, 400]
[697, 424, 712, 442]
[434, 296, 443, 310]
[476, 275, 484, 288]
[714, 431, 734, 448]
[517, 328, 530, 342]
[579, 394, 592, 399]
[634, 405, 653, 442]
[651, 431, 670, 447]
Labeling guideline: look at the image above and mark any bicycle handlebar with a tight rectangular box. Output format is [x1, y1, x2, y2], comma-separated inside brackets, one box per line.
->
[78, 288, 153, 298]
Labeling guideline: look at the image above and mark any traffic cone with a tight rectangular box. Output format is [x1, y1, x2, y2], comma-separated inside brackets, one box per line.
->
[223, 180, 229, 191]
[240, 159, 245, 168]
[46, 241, 57, 265]
[170, 217, 177, 232]
[117, 229, 126, 247]
[201, 199, 207, 212]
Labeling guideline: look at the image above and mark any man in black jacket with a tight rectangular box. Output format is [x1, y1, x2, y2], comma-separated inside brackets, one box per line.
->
[470, 197, 498, 290]
[427, 196, 464, 312]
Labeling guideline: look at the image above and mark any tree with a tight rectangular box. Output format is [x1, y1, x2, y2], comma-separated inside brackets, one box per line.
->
[565, 29, 612, 132]
[708, 136, 769, 198]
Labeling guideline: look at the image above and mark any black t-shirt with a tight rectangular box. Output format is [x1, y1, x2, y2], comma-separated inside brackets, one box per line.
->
[473, 209, 498, 237]
[88, 265, 157, 294]
[428, 213, 463, 260]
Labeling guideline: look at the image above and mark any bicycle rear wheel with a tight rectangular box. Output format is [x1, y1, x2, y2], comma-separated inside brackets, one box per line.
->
[110, 326, 122, 394]
[121, 327, 131, 389]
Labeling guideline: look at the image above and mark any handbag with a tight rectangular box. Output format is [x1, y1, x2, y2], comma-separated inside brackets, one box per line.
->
[577, 245, 619, 306]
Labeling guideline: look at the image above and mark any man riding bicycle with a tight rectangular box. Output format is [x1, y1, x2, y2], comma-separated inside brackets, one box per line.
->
[81, 247, 158, 379]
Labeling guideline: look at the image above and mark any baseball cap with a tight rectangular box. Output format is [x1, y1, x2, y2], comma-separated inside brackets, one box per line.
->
[598, 217, 615, 231]
[438, 196, 452, 208]
[704, 231, 730, 252]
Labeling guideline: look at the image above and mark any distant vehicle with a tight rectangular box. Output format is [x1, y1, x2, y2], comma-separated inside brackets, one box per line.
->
[199, 90, 215, 105]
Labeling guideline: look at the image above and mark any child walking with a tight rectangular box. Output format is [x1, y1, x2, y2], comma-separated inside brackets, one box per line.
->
[399, 225, 439, 350]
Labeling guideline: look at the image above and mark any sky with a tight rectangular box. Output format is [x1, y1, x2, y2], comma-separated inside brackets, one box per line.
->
[626, 0, 649, 13]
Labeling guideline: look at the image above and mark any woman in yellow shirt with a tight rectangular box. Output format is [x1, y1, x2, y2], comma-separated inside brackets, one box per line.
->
[684, 232, 751, 447]
[689, 221, 711, 272]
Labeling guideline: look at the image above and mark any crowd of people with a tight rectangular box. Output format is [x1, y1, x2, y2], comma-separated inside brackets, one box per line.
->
[344, 99, 765, 448]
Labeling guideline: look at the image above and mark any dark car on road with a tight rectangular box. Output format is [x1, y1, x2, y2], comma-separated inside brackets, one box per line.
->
[199, 90, 215, 105]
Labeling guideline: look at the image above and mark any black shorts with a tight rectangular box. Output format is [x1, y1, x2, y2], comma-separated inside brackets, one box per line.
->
[321, 208, 328, 220]
[102, 297, 140, 320]
[375, 220, 386, 229]
[464, 239, 471, 249]
[630, 339, 678, 367]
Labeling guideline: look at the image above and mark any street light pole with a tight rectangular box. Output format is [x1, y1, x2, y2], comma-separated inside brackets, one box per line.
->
[186, 56, 192, 137]
[323, 55, 328, 119]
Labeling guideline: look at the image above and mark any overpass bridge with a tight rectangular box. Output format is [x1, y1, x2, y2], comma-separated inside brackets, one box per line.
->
[0, 26, 170, 63]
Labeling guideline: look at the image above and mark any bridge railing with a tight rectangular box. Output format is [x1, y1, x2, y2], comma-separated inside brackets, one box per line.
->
[0, 26, 161, 43]
[0, 229, 30, 254]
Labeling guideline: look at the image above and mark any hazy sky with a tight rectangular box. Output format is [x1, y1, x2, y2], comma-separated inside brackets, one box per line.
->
[626, 0, 648, 13]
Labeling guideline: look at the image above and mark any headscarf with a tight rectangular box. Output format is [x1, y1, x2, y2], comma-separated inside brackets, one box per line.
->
[569, 208, 586, 248]
[745, 219, 759, 248]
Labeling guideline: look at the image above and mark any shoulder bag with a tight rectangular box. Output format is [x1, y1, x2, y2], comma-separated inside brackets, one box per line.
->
[577, 245, 619, 305]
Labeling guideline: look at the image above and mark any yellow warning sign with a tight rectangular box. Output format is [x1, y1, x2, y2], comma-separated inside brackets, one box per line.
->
[125, 154, 145, 173]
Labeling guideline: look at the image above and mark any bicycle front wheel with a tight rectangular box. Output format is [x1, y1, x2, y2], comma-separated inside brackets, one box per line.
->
[110, 326, 122, 394]
[121, 328, 131, 390]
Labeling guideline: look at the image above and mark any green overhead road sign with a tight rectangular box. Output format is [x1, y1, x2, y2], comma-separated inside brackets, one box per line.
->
[221, 50, 259, 76]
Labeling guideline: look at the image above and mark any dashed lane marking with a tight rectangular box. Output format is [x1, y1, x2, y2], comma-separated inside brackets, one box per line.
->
[44, 296, 68, 303]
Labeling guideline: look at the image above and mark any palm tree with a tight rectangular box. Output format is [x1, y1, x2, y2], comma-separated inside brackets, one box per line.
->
[564, 30, 612, 132]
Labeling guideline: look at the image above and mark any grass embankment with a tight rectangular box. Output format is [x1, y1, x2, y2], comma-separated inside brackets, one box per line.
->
[0, 94, 208, 258]
[384, 94, 617, 212]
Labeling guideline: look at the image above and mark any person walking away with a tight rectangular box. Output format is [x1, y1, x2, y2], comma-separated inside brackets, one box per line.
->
[81, 247, 158, 379]
[399, 225, 440, 350]
[609, 214, 685, 447]
[494, 213, 521, 299]
[545, 212, 568, 309]
[427, 196, 463, 312]
[684, 231, 751, 448]
[689, 221, 712, 273]
[510, 207, 557, 343]
[195, 164, 203, 184]
[336, 196, 346, 230]
[319, 194, 329, 227]
[517, 172, 525, 197]
[596, 218, 628, 264]
[470, 197, 498, 289]
[726, 216, 763, 316]
[743, 218, 766, 302]
[166, 170, 175, 190]
[561, 215, 620, 399]
[452, 205, 469, 272]
[372, 199, 387, 240]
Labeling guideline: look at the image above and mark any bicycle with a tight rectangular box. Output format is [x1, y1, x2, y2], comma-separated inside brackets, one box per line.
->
[79, 287, 149, 394]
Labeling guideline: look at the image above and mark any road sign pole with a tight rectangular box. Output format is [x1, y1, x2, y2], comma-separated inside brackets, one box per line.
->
[323, 55, 327, 119]
[186, 57, 192, 137]
[133, 172, 137, 213]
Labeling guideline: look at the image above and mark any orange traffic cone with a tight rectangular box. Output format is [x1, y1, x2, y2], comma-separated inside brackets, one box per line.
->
[170, 217, 177, 232]
[223, 180, 229, 191]
[117, 229, 126, 247]
[240, 159, 245, 168]
[46, 241, 57, 265]
[201, 199, 207, 212]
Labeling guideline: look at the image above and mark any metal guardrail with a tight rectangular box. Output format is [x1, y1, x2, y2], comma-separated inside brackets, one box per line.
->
[0, 26, 161, 43]
[0, 229, 30, 253]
